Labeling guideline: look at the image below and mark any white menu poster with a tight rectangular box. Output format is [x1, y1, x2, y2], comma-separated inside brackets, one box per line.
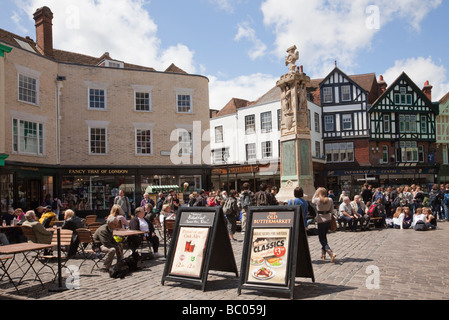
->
[169, 227, 210, 278]
[247, 228, 290, 285]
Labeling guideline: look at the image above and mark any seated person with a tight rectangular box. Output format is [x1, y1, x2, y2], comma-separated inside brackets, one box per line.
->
[38, 206, 57, 227]
[61, 209, 84, 257]
[108, 204, 129, 230]
[423, 207, 436, 230]
[93, 216, 122, 271]
[339, 196, 358, 231]
[128, 207, 160, 257]
[22, 210, 52, 244]
[0, 232, 9, 245]
[402, 207, 413, 229]
[350, 195, 370, 231]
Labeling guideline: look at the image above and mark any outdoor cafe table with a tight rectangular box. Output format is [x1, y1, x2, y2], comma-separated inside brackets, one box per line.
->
[0, 242, 54, 292]
[113, 230, 145, 237]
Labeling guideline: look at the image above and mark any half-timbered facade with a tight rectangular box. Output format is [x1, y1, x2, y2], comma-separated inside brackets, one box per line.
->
[321, 67, 381, 195]
[368, 72, 439, 186]
[437, 92, 449, 183]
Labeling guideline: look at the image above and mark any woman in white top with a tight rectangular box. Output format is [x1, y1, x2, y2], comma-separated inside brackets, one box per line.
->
[312, 187, 336, 263]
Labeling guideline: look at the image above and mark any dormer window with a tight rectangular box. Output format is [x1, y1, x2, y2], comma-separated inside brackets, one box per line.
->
[98, 59, 124, 69]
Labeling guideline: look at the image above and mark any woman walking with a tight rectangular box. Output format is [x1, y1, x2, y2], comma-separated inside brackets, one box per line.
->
[312, 187, 336, 262]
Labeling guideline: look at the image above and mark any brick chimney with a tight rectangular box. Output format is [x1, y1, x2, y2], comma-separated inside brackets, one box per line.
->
[422, 80, 432, 100]
[33, 6, 54, 57]
[378, 75, 387, 93]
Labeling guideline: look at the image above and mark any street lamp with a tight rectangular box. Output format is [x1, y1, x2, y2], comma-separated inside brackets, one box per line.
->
[223, 149, 230, 193]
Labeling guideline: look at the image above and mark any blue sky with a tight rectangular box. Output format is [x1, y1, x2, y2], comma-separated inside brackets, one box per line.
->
[1, 0, 448, 109]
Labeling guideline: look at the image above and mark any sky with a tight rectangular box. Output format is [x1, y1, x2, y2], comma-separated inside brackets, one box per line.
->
[1, 0, 449, 109]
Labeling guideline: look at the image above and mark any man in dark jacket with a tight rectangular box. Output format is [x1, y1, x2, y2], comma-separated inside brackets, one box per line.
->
[61, 209, 84, 257]
[128, 207, 160, 257]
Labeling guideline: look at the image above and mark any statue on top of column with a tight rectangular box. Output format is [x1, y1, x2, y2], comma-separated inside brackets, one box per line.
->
[285, 45, 299, 74]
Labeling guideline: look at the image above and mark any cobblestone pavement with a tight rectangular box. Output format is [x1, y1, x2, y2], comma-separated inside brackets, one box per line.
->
[1, 221, 448, 302]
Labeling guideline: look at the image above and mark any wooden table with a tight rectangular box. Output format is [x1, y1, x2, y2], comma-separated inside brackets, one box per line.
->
[113, 230, 145, 237]
[0, 242, 54, 292]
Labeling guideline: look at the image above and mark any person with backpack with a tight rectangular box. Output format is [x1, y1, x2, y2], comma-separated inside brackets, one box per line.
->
[238, 182, 255, 234]
[443, 184, 449, 222]
[428, 184, 443, 220]
[222, 189, 239, 241]
[254, 183, 275, 206]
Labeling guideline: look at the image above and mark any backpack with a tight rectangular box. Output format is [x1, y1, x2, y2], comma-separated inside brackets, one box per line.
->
[368, 203, 377, 217]
[241, 192, 252, 208]
[223, 198, 233, 215]
[255, 191, 269, 206]
[444, 193, 449, 206]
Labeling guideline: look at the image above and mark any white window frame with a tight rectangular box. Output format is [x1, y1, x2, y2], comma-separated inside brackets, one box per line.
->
[325, 142, 354, 163]
[262, 141, 272, 159]
[175, 88, 194, 114]
[260, 111, 272, 133]
[323, 87, 333, 103]
[342, 114, 353, 130]
[16, 65, 41, 106]
[341, 85, 351, 102]
[104, 60, 124, 68]
[135, 128, 153, 156]
[215, 126, 224, 143]
[87, 85, 107, 110]
[132, 85, 153, 112]
[324, 115, 334, 132]
[178, 129, 193, 156]
[12, 118, 44, 156]
[245, 114, 256, 134]
[246, 143, 256, 161]
[86, 120, 109, 155]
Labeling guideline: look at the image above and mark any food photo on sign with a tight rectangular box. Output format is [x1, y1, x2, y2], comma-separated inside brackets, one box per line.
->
[248, 228, 290, 285]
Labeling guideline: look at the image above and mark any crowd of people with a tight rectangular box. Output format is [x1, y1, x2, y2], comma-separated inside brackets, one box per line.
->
[2, 181, 447, 272]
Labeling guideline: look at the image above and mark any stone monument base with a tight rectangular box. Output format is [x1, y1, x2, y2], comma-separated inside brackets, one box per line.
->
[276, 179, 315, 203]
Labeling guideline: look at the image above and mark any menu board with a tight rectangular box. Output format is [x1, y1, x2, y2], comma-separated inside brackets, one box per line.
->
[238, 206, 314, 299]
[248, 228, 290, 285]
[161, 206, 238, 291]
[170, 227, 209, 278]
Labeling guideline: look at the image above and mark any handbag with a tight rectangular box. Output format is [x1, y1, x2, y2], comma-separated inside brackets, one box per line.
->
[330, 215, 338, 232]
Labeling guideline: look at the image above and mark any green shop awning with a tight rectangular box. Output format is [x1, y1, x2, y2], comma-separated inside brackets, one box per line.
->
[0, 154, 8, 166]
[145, 185, 180, 194]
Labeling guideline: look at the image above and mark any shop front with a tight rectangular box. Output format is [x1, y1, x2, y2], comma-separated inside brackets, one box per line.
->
[1, 164, 210, 219]
[326, 166, 439, 200]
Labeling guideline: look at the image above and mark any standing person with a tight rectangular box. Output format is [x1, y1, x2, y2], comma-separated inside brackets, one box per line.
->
[288, 187, 308, 227]
[312, 187, 336, 262]
[222, 190, 239, 241]
[93, 216, 123, 271]
[114, 189, 132, 220]
[254, 183, 273, 206]
[52, 195, 63, 220]
[155, 193, 165, 215]
[360, 183, 372, 204]
[443, 183, 449, 221]
[428, 184, 443, 221]
[238, 182, 255, 234]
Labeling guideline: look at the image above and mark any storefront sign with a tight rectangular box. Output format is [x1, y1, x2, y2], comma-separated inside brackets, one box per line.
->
[66, 169, 131, 175]
[162, 207, 238, 291]
[238, 206, 314, 299]
[327, 167, 438, 176]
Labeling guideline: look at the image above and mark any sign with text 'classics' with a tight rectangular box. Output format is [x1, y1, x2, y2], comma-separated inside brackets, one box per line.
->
[238, 206, 314, 299]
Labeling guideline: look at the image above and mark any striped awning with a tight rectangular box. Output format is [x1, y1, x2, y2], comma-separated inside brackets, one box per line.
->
[145, 185, 180, 194]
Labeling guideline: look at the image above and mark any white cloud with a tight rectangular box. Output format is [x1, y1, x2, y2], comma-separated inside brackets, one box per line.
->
[382, 56, 449, 101]
[208, 73, 279, 109]
[234, 22, 267, 60]
[16, 0, 197, 72]
[260, 0, 442, 78]
[208, 0, 246, 13]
